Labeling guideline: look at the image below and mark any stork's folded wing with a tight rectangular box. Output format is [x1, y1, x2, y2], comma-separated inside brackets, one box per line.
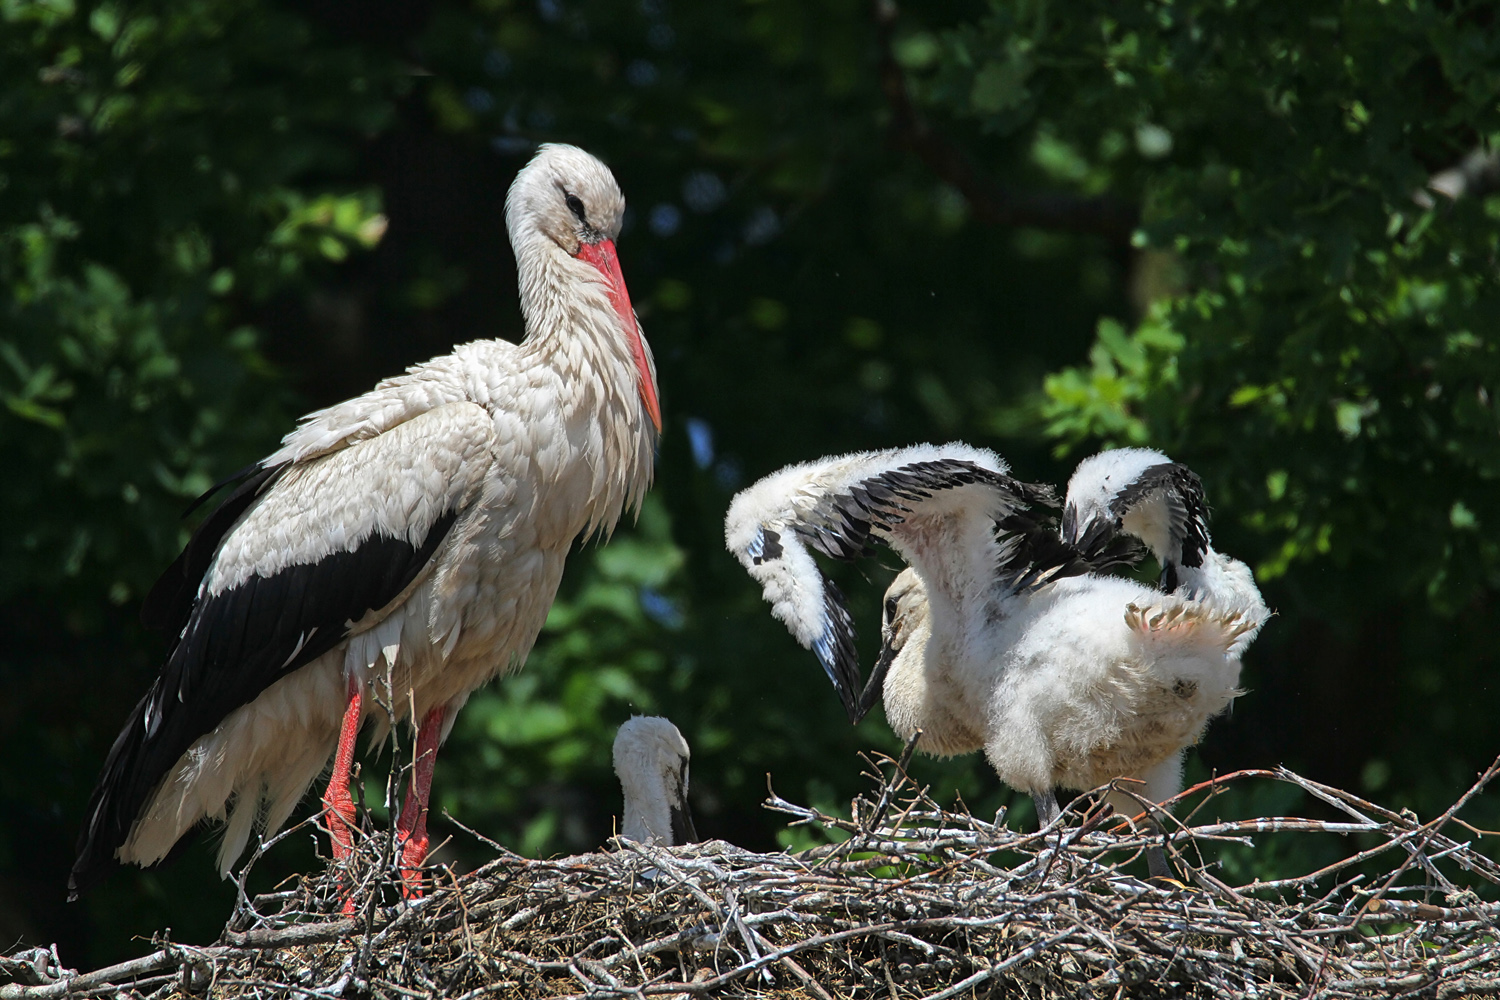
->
[71, 402, 497, 896]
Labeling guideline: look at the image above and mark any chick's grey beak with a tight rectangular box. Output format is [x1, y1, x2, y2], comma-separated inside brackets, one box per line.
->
[1061, 503, 1081, 547]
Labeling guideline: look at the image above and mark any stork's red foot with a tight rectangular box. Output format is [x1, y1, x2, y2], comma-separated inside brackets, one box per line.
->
[323, 678, 365, 858]
[399, 832, 430, 898]
[394, 705, 445, 900]
[322, 785, 358, 862]
[321, 678, 365, 914]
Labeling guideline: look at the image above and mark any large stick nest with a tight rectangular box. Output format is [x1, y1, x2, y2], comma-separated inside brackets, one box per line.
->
[8, 748, 1500, 1000]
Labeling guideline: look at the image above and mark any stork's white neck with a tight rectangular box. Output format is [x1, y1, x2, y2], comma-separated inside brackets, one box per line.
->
[504, 230, 659, 539]
[521, 235, 655, 397]
[512, 229, 581, 334]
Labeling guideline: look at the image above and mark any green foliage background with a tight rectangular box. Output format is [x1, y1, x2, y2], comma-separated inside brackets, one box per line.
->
[2, 0, 1498, 965]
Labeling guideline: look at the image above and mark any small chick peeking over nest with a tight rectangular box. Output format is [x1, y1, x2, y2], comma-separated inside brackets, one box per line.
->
[613, 716, 698, 847]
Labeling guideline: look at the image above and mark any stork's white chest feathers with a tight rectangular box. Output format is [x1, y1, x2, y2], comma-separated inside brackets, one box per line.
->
[459, 335, 653, 544]
[402, 339, 651, 704]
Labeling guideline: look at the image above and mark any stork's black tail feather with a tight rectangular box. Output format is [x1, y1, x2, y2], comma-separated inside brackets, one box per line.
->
[69, 685, 167, 898]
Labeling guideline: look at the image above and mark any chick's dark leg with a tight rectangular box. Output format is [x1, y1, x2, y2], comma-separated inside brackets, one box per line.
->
[1032, 788, 1060, 828]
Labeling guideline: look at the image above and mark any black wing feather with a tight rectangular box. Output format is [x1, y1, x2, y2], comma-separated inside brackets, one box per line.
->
[70, 489, 460, 897]
[815, 576, 862, 722]
[669, 760, 699, 845]
[783, 458, 1056, 722]
[140, 464, 288, 637]
[995, 509, 1146, 594]
[1108, 462, 1210, 580]
[803, 458, 1036, 558]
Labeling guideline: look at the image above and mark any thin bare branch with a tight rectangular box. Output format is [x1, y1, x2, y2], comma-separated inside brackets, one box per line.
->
[872, 0, 1139, 243]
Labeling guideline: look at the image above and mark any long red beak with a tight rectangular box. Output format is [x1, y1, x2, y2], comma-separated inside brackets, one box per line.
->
[576, 239, 662, 433]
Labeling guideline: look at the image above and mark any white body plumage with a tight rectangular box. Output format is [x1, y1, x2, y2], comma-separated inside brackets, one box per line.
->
[726, 443, 1267, 830]
[883, 568, 1254, 817]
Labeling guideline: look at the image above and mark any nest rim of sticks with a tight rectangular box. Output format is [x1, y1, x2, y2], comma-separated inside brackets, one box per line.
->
[8, 745, 1500, 1000]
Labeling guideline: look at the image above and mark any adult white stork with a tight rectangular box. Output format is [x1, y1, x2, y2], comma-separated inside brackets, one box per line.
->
[612, 716, 697, 846]
[69, 143, 661, 899]
[725, 444, 1266, 875]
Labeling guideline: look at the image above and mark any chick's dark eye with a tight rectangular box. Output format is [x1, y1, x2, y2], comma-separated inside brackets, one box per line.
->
[565, 193, 587, 222]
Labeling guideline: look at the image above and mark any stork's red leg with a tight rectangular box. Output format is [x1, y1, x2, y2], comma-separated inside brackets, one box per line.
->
[395, 706, 446, 897]
[321, 676, 363, 861]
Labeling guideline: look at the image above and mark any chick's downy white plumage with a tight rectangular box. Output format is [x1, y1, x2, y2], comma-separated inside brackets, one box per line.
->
[613, 716, 697, 847]
[72, 144, 660, 898]
[726, 443, 1267, 844]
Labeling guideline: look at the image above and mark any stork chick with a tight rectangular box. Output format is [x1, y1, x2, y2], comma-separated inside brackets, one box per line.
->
[71, 143, 660, 900]
[613, 716, 697, 846]
[726, 443, 1267, 874]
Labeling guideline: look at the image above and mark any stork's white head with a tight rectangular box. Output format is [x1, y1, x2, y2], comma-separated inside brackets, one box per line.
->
[505, 143, 627, 255]
[505, 143, 661, 431]
[613, 716, 697, 847]
[1064, 448, 1210, 583]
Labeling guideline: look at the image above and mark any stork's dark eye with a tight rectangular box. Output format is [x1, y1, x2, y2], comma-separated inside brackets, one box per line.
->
[565, 193, 587, 222]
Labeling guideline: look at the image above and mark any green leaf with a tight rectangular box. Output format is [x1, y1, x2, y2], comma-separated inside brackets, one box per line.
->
[970, 52, 1032, 115]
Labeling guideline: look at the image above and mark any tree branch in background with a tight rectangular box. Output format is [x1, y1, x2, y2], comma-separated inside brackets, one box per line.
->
[872, 0, 1140, 244]
[1414, 146, 1500, 209]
